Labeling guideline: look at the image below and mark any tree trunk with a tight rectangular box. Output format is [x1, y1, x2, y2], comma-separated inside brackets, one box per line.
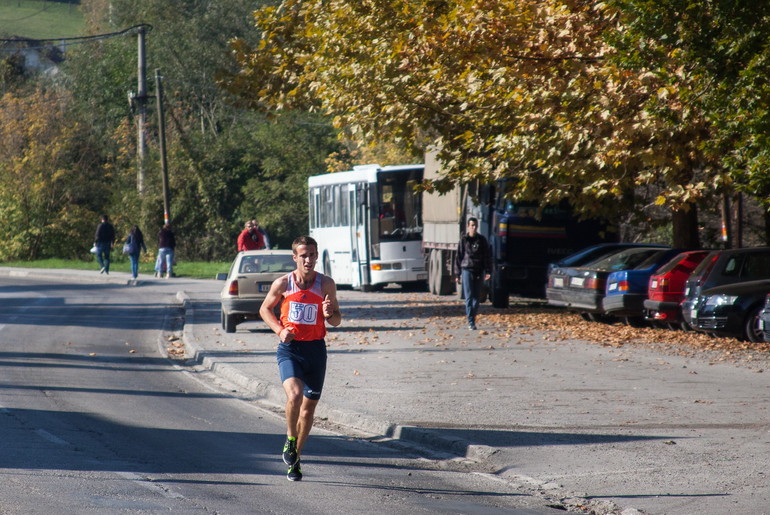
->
[733, 193, 743, 248]
[672, 205, 699, 248]
[764, 209, 770, 246]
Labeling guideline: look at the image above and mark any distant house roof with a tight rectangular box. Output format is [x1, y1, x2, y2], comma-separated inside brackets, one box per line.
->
[1, 36, 64, 74]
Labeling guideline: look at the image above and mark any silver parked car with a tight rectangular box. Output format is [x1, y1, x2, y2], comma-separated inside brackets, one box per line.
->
[218, 250, 295, 333]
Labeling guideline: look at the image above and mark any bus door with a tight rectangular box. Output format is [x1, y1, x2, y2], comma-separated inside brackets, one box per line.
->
[344, 184, 359, 287]
[353, 182, 371, 289]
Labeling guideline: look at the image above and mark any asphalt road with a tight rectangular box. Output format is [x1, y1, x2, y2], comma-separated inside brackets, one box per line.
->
[0, 274, 560, 514]
[178, 278, 770, 515]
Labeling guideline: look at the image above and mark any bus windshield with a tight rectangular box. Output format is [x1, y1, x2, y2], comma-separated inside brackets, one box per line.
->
[374, 169, 422, 241]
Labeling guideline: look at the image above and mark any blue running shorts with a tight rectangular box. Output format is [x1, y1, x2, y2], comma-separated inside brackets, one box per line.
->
[276, 339, 327, 400]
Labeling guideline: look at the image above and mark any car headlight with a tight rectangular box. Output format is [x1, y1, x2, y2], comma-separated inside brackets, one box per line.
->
[704, 294, 739, 307]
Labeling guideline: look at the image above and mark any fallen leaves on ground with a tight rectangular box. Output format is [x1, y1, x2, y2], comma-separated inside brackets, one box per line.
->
[481, 303, 770, 365]
[167, 339, 185, 357]
[340, 293, 769, 365]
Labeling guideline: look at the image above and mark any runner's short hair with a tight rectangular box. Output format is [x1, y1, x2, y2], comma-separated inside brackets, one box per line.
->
[292, 235, 318, 254]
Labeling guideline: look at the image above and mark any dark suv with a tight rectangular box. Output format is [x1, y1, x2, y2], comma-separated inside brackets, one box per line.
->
[682, 247, 770, 338]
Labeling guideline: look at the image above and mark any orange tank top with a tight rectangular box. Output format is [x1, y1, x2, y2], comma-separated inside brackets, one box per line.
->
[280, 271, 326, 341]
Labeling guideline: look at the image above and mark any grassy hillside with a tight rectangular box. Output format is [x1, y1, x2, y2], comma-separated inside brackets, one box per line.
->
[0, 0, 84, 39]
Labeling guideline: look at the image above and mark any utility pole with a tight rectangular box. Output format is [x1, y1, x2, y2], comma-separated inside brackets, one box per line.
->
[136, 26, 148, 194]
[155, 69, 171, 225]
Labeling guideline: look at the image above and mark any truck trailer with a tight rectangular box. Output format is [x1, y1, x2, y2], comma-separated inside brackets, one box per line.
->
[422, 149, 617, 307]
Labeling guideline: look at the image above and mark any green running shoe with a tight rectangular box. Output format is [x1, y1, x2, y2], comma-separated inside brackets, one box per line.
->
[282, 437, 298, 466]
[287, 460, 302, 482]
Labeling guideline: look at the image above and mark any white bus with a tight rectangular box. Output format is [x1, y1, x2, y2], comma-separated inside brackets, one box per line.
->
[308, 164, 427, 291]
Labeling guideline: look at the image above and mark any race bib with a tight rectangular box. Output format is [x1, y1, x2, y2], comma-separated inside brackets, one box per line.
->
[287, 301, 319, 325]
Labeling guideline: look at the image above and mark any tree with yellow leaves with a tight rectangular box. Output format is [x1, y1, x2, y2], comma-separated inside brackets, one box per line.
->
[223, 0, 756, 247]
[0, 88, 108, 260]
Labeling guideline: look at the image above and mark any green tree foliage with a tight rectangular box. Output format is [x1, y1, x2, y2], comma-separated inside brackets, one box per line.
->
[222, 2, 637, 223]
[225, 0, 770, 246]
[0, 87, 107, 260]
[57, 0, 341, 258]
[235, 112, 343, 247]
[609, 0, 770, 208]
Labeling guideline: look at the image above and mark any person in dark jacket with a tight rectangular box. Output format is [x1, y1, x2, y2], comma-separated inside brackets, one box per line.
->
[94, 214, 116, 274]
[454, 217, 492, 330]
[155, 224, 176, 279]
[124, 225, 147, 280]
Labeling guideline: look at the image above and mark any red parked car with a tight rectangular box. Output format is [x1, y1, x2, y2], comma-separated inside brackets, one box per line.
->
[643, 250, 710, 329]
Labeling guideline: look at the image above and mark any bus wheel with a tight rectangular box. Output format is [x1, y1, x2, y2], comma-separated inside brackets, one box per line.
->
[323, 253, 332, 278]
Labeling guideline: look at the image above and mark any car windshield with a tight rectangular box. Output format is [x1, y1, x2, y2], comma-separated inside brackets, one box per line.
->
[633, 249, 675, 270]
[587, 248, 667, 272]
[239, 254, 295, 274]
[690, 251, 719, 279]
[558, 245, 622, 267]
[654, 250, 708, 276]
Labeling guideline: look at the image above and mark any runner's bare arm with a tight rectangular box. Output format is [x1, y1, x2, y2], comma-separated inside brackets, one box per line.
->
[321, 276, 341, 327]
[260, 276, 295, 342]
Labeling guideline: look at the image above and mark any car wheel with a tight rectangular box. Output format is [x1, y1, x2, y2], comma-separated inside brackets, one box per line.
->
[584, 312, 612, 324]
[224, 313, 238, 333]
[624, 316, 647, 328]
[743, 305, 763, 343]
[220, 309, 226, 330]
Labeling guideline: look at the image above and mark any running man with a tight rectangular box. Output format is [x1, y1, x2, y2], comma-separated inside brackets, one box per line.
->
[259, 235, 341, 481]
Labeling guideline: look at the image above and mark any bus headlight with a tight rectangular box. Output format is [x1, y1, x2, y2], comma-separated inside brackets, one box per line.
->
[371, 262, 402, 271]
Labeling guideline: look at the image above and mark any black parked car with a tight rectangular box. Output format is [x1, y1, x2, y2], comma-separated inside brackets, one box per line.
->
[682, 247, 770, 333]
[692, 279, 770, 342]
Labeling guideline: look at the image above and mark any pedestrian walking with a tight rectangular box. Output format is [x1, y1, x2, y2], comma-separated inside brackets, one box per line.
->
[454, 217, 491, 330]
[237, 220, 266, 251]
[155, 223, 176, 279]
[124, 225, 147, 280]
[259, 235, 341, 481]
[94, 214, 116, 274]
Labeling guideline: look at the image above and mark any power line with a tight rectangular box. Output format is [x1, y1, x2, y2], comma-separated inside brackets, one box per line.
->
[0, 24, 152, 53]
